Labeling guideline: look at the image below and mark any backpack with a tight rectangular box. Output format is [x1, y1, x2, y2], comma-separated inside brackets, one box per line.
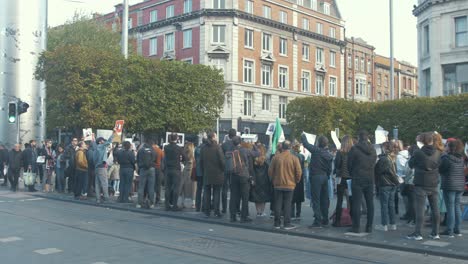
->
[231, 149, 244, 176]
[140, 147, 154, 169]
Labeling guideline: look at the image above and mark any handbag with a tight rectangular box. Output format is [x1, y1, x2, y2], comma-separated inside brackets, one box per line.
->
[23, 169, 36, 186]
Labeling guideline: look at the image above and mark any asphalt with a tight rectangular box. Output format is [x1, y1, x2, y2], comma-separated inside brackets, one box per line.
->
[18, 186, 468, 261]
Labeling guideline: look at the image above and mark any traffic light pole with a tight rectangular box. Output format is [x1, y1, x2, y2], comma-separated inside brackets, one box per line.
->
[17, 114, 20, 144]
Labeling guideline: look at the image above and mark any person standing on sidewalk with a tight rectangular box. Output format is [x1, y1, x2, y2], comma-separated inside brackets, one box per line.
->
[333, 135, 353, 227]
[194, 138, 207, 212]
[22, 140, 38, 192]
[439, 139, 465, 238]
[92, 130, 115, 203]
[8, 144, 23, 192]
[269, 140, 302, 230]
[301, 134, 333, 228]
[200, 132, 224, 217]
[152, 142, 164, 205]
[74, 141, 88, 200]
[375, 142, 400, 232]
[406, 132, 442, 241]
[0, 145, 8, 187]
[347, 130, 377, 233]
[55, 144, 67, 193]
[116, 141, 135, 203]
[65, 138, 78, 193]
[164, 133, 186, 211]
[221, 128, 237, 214]
[136, 140, 157, 209]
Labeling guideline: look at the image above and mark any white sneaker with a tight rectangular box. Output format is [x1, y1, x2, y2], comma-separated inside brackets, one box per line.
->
[136, 204, 141, 208]
[389, 224, 397, 231]
[375, 225, 388, 231]
[149, 204, 154, 209]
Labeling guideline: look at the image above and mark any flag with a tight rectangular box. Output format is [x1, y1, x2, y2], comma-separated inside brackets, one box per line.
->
[271, 118, 285, 154]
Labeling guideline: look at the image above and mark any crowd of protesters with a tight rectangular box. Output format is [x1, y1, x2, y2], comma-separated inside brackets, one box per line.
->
[1, 128, 467, 241]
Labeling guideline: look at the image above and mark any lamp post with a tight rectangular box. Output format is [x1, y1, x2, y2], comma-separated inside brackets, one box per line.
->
[389, 0, 395, 100]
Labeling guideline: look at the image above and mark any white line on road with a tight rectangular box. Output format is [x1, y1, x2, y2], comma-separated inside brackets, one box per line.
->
[92, 262, 109, 264]
[0, 236, 23, 243]
[34, 248, 63, 255]
[25, 198, 44, 201]
[344, 232, 370, 237]
[422, 241, 451, 247]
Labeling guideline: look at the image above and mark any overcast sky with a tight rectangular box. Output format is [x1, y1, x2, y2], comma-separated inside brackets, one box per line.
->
[48, 0, 419, 65]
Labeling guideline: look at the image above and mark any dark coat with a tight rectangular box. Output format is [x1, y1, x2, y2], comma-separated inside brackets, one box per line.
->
[195, 143, 206, 177]
[334, 151, 350, 179]
[375, 154, 400, 187]
[200, 140, 225, 185]
[22, 146, 38, 171]
[164, 142, 185, 171]
[347, 141, 377, 185]
[439, 153, 465, 192]
[116, 149, 136, 170]
[301, 134, 333, 177]
[292, 152, 305, 203]
[249, 162, 272, 203]
[9, 149, 23, 170]
[409, 145, 441, 189]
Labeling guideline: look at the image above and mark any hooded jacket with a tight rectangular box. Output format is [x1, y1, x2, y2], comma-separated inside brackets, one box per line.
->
[301, 135, 333, 177]
[409, 145, 441, 188]
[375, 153, 400, 187]
[347, 141, 377, 185]
[439, 153, 465, 192]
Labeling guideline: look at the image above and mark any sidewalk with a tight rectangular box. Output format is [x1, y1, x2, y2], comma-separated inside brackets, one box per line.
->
[8, 185, 468, 260]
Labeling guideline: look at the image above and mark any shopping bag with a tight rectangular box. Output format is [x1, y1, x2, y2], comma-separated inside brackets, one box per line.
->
[23, 170, 36, 186]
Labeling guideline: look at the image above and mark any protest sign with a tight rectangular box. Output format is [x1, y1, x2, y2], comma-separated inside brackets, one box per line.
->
[302, 131, 317, 145]
[166, 132, 185, 147]
[83, 128, 93, 141]
[331, 130, 341, 150]
[266, 123, 275, 136]
[375, 125, 389, 144]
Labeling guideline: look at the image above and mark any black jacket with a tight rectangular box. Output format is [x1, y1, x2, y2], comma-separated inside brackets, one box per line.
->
[164, 143, 185, 171]
[22, 146, 38, 171]
[334, 151, 350, 179]
[347, 141, 377, 185]
[9, 149, 23, 170]
[439, 153, 465, 192]
[409, 145, 441, 188]
[137, 144, 157, 169]
[375, 154, 400, 187]
[301, 135, 333, 177]
[0, 148, 8, 165]
[65, 144, 76, 169]
[117, 149, 136, 170]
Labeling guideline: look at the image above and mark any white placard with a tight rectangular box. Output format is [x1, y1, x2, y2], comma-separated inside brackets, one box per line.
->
[241, 134, 258, 143]
[82, 128, 93, 141]
[166, 132, 185, 147]
[265, 123, 275, 136]
[375, 126, 389, 144]
[97, 129, 113, 141]
[331, 131, 341, 150]
[302, 131, 317, 145]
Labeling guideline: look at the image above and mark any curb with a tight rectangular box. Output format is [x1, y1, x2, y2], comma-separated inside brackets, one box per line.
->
[34, 194, 467, 261]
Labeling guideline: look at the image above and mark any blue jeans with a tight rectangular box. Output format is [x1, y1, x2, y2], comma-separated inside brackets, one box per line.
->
[443, 191, 463, 234]
[55, 167, 65, 193]
[379, 186, 396, 226]
[310, 174, 330, 224]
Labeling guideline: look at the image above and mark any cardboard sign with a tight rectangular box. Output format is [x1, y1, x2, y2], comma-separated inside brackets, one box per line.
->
[331, 130, 341, 150]
[114, 120, 125, 135]
[97, 129, 113, 142]
[266, 123, 275, 136]
[83, 128, 93, 141]
[375, 125, 389, 144]
[241, 134, 258, 143]
[166, 132, 185, 147]
[302, 131, 317, 145]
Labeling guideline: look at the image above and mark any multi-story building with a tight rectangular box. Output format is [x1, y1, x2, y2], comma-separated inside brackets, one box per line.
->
[374, 55, 418, 101]
[99, 0, 346, 140]
[345, 37, 375, 101]
[413, 0, 468, 96]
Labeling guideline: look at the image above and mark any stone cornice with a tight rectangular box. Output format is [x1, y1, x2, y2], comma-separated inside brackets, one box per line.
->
[131, 9, 346, 47]
[412, 0, 458, 17]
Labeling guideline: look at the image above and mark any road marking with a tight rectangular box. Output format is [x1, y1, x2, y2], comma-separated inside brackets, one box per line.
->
[25, 198, 44, 201]
[0, 201, 5, 203]
[34, 248, 63, 255]
[0, 236, 23, 243]
[422, 241, 450, 247]
[92, 262, 109, 264]
[344, 232, 369, 237]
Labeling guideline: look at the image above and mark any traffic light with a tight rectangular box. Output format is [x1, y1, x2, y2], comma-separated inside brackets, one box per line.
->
[8, 102, 17, 123]
[18, 101, 29, 115]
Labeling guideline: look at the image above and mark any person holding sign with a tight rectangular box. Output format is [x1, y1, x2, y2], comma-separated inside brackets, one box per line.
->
[92, 128, 117, 203]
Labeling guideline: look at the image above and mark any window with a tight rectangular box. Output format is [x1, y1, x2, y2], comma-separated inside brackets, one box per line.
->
[355, 57, 359, 70]
[312, 0, 318, 10]
[279, 38, 287, 56]
[213, 0, 225, 9]
[262, 33, 272, 52]
[423, 25, 430, 54]
[329, 27, 336, 38]
[243, 60, 254, 83]
[212, 25, 226, 44]
[316, 74, 324, 95]
[279, 66, 288, 89]
[408, 79, 412, 90]
[302, 18, 309, 30]
[165, 33, 174, 51]
[149, 37, 157, 55]
[377, 74, 382, 86]
[360, 58, 365, 72]
[166, 5, 174, 18]
[263, 6, 271, 19]
[455, 16, 468, 47]
[128, 18, 133, 29]
[183, 29, 192, 48]
[184, 0, 192, 13]
[212, 59, 226, 79]
[347, 79, 352, 95]
[316, 47, 324, 65]
[377, 92, 382, 101]
[384, 75, 388, 87]
[262, 94, 271, 111]
[245, 0, 254, 14]
[302, 44, 310, 61]
[329, 77, 337, 96]
[261, 64, 272, 87]
[150, 10, 158, 23]
[183, 58, 193, 64]
[347, 54, 352, 68]
[323, 3, 330, 15]
[244, 29, 253, 48]
[403, 77, 407, 89]
[367, 60, 372, 73]
[302, 71, 311, 92]
[244, 92, 252, 116]
[330, 51, 336, 67]
[355, 78, 366, 96]
[384, 94, 389, 101]
[317, 23, 323, 34]
[279, 11, 288, 24]
[279, 96, 287, 119]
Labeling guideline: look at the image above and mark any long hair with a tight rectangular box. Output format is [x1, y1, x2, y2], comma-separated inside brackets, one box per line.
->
[184, 142, 195, 161]
[433, 133, 444, 152]
[340, 135, 353, 153]
[447, 139, 464, 155]
[255, 145, 267, 166]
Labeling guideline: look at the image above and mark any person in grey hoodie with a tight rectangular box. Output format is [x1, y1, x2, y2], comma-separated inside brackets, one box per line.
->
[92, 130, 116, 203]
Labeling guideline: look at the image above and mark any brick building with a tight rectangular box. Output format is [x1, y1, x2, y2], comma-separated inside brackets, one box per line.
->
[99, 0, 346, 139]
[345, 37, 375, 101]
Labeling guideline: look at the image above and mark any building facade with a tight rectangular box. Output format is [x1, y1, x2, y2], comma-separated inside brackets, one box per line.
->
[413, 0, 468, 97]
[99, 0, 346, 139]
[345, 37, 375, 101]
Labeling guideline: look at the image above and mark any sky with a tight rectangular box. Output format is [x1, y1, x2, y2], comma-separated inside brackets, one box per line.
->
[48, 0, 419, 65]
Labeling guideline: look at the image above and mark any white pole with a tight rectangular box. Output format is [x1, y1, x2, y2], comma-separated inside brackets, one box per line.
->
[389, 0, 395, 100]
[217, 118, 220, 142]
[122, 0, 129, 59]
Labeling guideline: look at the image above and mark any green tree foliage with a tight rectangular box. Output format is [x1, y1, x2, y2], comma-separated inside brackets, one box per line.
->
[287, 95, 468, 144]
